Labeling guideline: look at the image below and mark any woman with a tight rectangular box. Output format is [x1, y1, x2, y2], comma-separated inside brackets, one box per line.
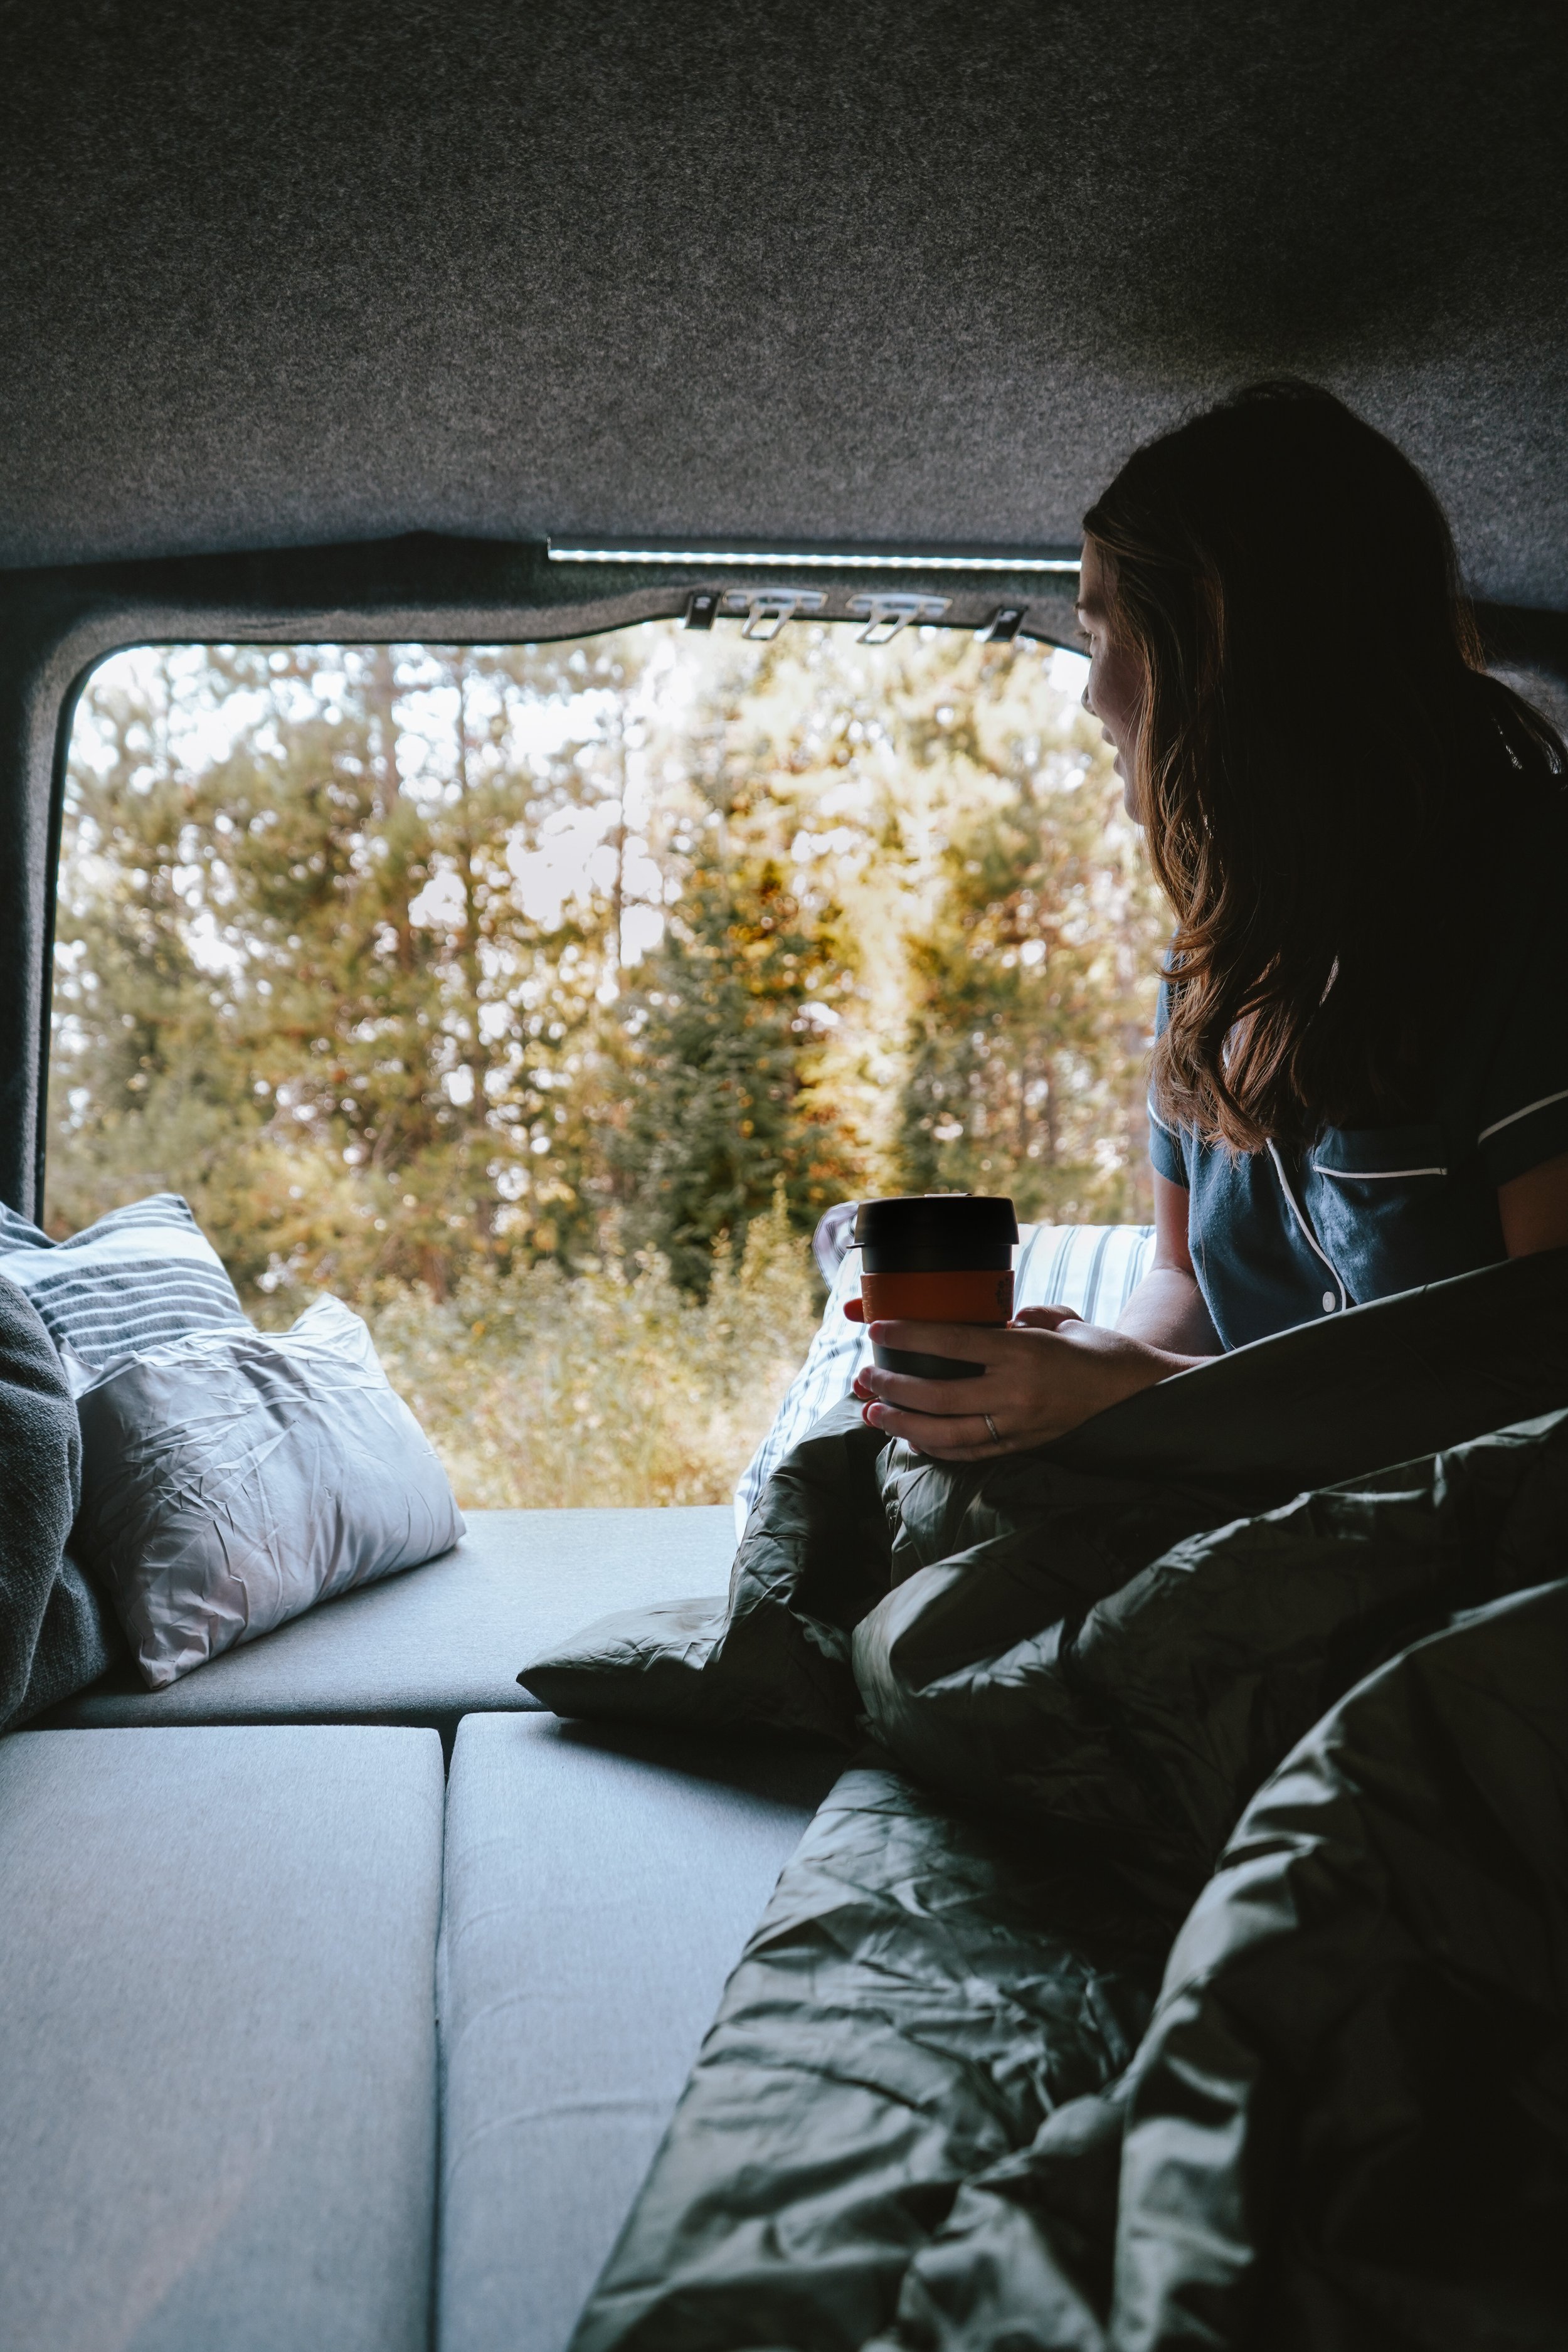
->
[856, 382, 1568, 1459]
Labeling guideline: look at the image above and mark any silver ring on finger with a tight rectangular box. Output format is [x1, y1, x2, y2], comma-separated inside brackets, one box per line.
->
[983, 1412, 1001, 1444]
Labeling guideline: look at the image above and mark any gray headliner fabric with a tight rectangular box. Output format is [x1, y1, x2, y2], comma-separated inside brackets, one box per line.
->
[0, 1724, 443, 2352]
[437, 1712, 836, 2352]
[1, 1, 1566, 605]
[40, 1503, 736, 1742]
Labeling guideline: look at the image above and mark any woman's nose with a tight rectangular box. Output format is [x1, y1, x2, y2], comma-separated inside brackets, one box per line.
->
[1081, 682, 1093, 714]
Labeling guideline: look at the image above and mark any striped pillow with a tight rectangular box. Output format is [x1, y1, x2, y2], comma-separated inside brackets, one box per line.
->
[733, 1219, 1156, 1533]
[0, 1195, 248, 1369]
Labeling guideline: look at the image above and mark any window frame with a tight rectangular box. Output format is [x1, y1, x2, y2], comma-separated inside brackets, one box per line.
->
[6, 532, 1565, 1219]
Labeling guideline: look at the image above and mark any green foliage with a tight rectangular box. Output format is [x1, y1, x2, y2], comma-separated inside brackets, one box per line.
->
[897, 757, 1163, 1223]
[51, 641, 650, 1295]
[613, 794, 861, 1295]
[364, 1197, 822, 1508]
[48, 621, 1165, 1501]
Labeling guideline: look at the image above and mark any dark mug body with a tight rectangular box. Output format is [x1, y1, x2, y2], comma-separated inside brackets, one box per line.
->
[854, 1194, 1019, 1384]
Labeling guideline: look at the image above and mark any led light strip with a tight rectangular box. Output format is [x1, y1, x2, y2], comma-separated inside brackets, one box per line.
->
[546, 541, 1080, 574]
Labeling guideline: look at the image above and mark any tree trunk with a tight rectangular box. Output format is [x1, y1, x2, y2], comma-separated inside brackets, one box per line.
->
[367, 645, 401, 820]
[453, 655, 495, 1242]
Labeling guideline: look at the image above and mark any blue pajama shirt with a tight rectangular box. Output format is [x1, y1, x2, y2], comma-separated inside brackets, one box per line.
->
[1149, 793, 1568, 1350]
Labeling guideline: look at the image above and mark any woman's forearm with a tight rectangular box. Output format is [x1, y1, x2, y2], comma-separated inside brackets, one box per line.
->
[1115, 1264, 1222, 1360]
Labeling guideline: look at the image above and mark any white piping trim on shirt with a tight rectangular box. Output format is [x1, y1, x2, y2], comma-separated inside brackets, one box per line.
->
[1476, 1086, 1568, 1146]
[1268, 1142, 1348, 1313]
[1310, 1162, 1446, 1180]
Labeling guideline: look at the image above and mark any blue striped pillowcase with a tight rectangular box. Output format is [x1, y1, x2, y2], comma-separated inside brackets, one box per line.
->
[0, 1194, 249, 1369]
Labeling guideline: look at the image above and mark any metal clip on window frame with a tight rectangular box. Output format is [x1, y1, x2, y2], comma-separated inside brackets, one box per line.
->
[721, 588, 827, 640]
[847, 593, 951, 644]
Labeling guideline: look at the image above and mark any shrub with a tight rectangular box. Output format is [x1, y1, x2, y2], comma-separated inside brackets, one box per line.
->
[360, 1202, 822, 1510]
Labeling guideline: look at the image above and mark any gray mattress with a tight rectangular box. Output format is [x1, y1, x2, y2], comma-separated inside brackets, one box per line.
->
[436, 1712, 837, 2352]
[8, 1506, 834, 2351]
[0, 1723, 445, 2352]
[40, 1504, 737, 1744]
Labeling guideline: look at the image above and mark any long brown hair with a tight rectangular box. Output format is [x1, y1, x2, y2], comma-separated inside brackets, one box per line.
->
[1083, 382, 1565, 1153]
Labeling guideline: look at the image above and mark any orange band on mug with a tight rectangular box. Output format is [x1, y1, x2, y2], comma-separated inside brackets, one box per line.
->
[859, 1269, 1014, 1325]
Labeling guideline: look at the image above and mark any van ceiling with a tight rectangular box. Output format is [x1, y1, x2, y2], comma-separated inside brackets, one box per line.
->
[3, 1, 1565, 607]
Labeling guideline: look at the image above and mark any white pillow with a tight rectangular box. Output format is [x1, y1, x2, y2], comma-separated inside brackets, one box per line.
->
[71, 1295, 465, 1688]
[733, 1221, 1155, 1532]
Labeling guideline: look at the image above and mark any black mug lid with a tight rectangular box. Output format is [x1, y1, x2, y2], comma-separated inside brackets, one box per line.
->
[854, 1194, 1019, 1253]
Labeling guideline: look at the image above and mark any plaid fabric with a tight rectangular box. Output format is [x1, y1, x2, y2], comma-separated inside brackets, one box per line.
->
[0, 1194, 249, 1367]
[734, 1221, 1157, 1532]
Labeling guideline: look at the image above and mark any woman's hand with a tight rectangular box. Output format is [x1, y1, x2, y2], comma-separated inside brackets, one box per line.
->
[846, 1301, 1189, 1459]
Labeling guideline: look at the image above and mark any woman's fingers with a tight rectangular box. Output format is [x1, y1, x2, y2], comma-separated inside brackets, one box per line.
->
[854, 1318, 1074, 1414]
[864, 1316, 1020, 1365]
[847, 1300, 1080, 1333]
[851, 1318, 1020, 1419]
[854, 1364, 1007, 1416]
[857, 1397, 1004, 1456]
[853, 1316, 1109, 1453]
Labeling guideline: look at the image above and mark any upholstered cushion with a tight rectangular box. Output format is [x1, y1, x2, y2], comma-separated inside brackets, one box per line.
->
[437, 1712, 835, 2352]
[0, 1724, 443, 2352]
[40, 1503, 737, 1743]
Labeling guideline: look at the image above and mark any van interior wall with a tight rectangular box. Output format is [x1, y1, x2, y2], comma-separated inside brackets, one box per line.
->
[2, 4, 1566, 588]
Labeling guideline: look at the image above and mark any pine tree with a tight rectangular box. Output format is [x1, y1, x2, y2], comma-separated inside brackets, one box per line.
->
[613, 788, 859, 1295]
[49, 650, 271, 1241]
[894, 718, 1162, 1224]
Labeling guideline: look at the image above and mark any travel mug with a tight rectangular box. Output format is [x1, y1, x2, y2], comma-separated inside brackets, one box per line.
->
[854, 1194, 1019, 1381]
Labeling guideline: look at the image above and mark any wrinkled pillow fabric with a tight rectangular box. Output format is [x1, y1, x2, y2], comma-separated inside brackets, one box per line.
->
[0, 1194, 248, 1369]
[731, 1219, 1155, 1531]
[71, 1295, 465, 1688]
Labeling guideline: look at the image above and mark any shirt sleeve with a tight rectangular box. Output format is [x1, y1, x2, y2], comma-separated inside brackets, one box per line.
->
[1473, 868, 1568, 1187]
[1148, 979, 1189, 1187]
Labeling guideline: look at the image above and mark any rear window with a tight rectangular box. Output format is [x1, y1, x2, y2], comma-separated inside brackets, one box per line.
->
[49, 620, 1161, 1505]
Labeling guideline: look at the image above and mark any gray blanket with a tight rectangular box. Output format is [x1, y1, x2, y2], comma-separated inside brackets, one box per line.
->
[524, 1252, 1568, 2350]
[524, 1251, 1568, 1750]
[0, 1274, 117, 1732]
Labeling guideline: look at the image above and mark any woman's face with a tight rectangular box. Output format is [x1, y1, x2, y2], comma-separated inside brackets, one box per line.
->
[1077, 538, 1145, 818]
